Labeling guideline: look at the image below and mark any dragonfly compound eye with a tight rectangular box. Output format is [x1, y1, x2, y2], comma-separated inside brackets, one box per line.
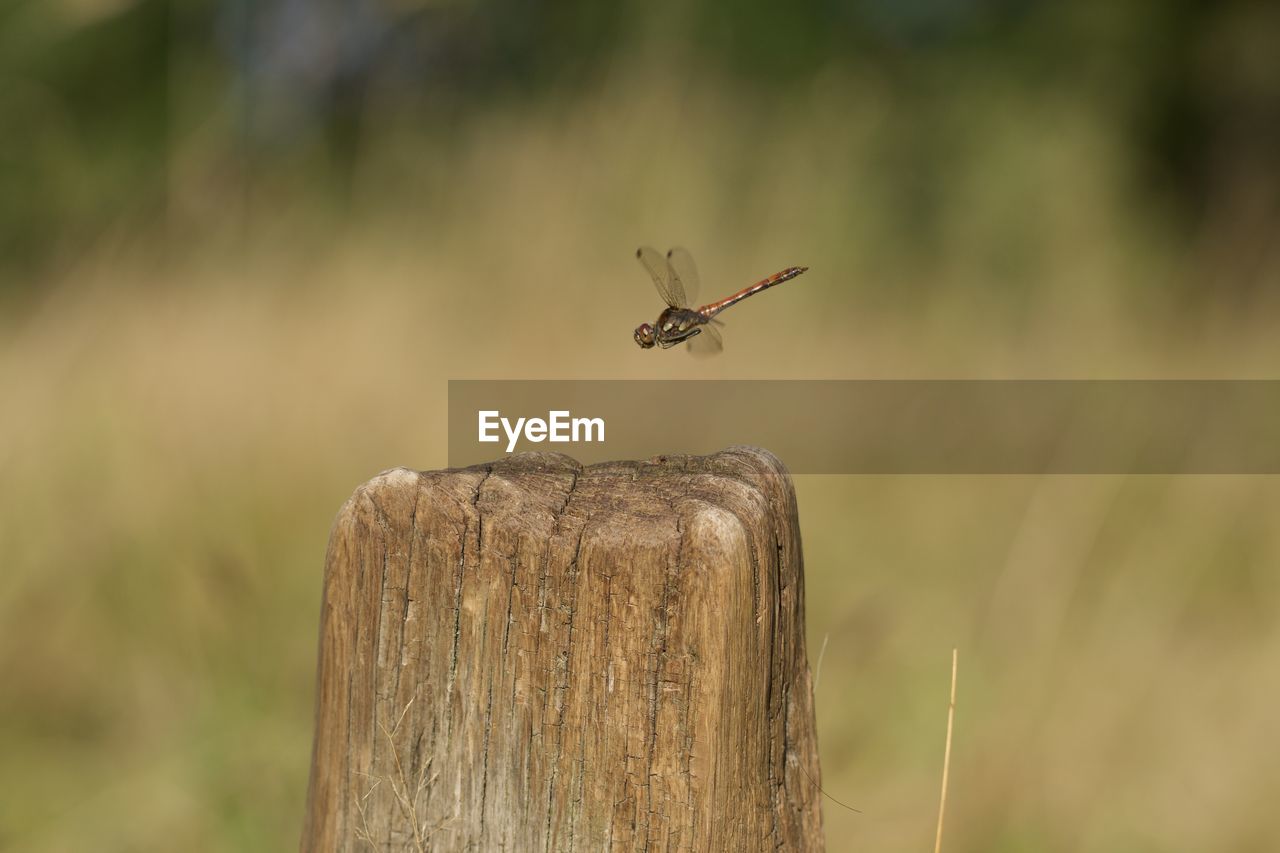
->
[634, 323, 656, 348]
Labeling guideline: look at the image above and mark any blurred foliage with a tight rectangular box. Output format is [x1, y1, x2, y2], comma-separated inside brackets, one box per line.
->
[2, 0, 1278, 299]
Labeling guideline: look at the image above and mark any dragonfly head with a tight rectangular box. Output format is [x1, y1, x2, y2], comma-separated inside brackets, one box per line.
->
[634, 323, 656, 349]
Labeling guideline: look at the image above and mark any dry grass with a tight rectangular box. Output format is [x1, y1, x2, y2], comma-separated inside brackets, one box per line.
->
[353, 699, 454, 852]
[934, 649, 957, 853]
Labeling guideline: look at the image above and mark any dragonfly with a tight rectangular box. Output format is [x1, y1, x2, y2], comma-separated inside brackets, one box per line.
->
[632, 246, 808, 354]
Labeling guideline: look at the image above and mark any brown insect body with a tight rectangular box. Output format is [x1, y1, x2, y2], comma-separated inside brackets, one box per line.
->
[632, 246, 807, 354]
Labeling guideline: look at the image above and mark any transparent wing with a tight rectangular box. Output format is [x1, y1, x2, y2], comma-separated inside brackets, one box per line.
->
[665, 247, 700, 309]
[687, 320, 723, 356]
[636, 246, 686, 308]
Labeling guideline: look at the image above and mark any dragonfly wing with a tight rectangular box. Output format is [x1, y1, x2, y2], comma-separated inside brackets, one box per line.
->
[636, 246, 686, 308]
[686, 321, 723, 356]
[666, 247, 700, 309]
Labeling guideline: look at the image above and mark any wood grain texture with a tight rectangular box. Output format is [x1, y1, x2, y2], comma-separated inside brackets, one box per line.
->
[301, 447, 823, 851]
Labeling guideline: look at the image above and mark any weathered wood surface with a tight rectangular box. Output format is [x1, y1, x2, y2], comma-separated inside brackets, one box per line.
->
[301, 446, 823, 851]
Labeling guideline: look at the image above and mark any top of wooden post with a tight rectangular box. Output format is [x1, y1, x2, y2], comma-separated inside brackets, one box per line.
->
[302, 446, 823, 851]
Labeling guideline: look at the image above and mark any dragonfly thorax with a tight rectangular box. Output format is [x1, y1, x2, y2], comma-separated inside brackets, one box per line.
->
[653, 307, 705, 347]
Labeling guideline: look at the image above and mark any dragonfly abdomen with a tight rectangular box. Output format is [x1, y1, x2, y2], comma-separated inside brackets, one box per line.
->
[700, 266, 808, 318]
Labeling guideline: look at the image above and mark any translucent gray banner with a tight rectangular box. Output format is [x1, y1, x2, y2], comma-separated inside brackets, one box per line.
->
[447, 381, 1280, 473]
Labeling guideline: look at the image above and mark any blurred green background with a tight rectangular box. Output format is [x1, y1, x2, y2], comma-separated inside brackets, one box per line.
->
[3, 0, 1280, 850]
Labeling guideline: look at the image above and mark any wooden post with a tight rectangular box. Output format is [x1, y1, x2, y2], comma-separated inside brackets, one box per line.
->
[301, 447, 824, 851]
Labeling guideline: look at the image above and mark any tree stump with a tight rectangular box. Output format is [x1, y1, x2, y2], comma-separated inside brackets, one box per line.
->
[301, 447, 823, 851]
